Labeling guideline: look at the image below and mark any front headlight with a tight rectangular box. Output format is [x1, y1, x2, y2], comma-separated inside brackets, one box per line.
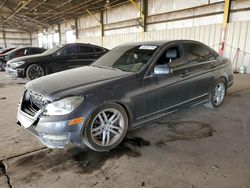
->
[9, 61, 26, 68]
[43, 96, 83, 116]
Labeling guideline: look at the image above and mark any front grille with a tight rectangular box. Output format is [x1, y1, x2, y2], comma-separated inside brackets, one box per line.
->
[21, 90, 47, 116]
[26, 126, 39, 136]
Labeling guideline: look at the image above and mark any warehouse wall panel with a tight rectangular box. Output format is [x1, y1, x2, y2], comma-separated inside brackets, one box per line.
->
[42, 20, 250, 72]
[226, 21, 250, 73]
[76, 37, 102, 47]
[148, 0, 209, 16]
[31, 0, 250, 72]
[0, 29, 31, 48]
[79, 13, 100, 29]
[104, 2, 140, 24]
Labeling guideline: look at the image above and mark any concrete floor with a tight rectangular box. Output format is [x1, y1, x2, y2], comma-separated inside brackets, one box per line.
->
[0, 72, 250, 188]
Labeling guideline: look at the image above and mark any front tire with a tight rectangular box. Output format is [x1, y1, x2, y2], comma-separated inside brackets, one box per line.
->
[0, 60, 5, 71]
[205, 78, 226, 108]
[26, 64, 45, 80]
[83, 103, 128, 151]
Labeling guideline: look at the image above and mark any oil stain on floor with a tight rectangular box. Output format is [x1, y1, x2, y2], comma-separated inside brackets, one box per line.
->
[8, 121, 213, 184]
[11, 136, 150, 183]
[155, 121, 213, 146]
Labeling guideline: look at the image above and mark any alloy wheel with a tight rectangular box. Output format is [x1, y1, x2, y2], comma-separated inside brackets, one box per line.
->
[90, 108, 125, 147]
[212, 82, 225, 106]
[28, 65, 44, 80]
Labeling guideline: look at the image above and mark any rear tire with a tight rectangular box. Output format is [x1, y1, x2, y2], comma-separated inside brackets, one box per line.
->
[83, 103, 128, 152]
[26, 64, 45, 80]
[204, 78, 226, 108]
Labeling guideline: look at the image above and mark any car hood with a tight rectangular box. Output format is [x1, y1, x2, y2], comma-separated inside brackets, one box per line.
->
[25, 66, 135, 100]
[8, 53, 48, 63]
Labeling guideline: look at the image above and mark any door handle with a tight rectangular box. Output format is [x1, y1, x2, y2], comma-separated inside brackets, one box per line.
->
[181, 70, 189, 77]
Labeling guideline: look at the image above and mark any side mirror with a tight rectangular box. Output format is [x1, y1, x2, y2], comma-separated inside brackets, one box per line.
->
[154, 65, 172, 75]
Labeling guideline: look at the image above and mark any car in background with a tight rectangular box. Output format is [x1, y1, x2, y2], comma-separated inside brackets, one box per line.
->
[0, 47, 16, 55]
[16, 40, 233, 151]
[6, 43, 108, 80]
[0, 47, 46, 71]
[0, 47, 16, 70]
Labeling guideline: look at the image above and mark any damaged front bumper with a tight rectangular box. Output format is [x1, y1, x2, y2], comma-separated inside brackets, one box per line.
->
[5, 67, 25, 78]
[17, 108, 83, 148]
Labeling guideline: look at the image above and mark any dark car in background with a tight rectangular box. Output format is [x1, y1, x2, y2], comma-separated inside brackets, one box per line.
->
[0, 47, 46, 71]
[0, 47, 16, 55]
[17, 40, 233, 151]
[0, 47, 16, 70]
[6, 43, 108, 80]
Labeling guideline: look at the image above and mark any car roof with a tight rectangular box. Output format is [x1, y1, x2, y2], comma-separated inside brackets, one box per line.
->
[63, 43, 106, 47]
[61, 43, 108, 50]
[0, 47, 16, 54]
[119, 40, 204, 47]
[4, 46, 45, 55]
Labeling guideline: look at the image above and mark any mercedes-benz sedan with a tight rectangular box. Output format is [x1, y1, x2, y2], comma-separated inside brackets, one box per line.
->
[17, 40, 233, 151]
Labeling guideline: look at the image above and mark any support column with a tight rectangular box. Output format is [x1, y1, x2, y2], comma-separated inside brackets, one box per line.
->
[75, 18, 79, 40]
[29, 33, 32, 46]
[142, 0, 148, 33]
[86, 9, 103, 46]
[2, 29, 7, 48]
[100, 10, 104, 46]
[219, 0, 231, 55]
[58, 23, 62, 44]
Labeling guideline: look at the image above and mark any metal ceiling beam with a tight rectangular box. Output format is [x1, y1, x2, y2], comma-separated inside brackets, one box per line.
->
[41, 0, 102, 23]
[129, 0, 146, 39]
[39, 0, 94, 22]
[0, 0, 8, 10]
[23, 11, 94, 15]
[223, 0, 231, 28]
[1, 0, 32, 26]
[129, 0, 145, 20]
[28, 0, 48, 12]
[18, 15, 51, 28]
[33, 0, 74, 20]
[4, 20, 32, 33]
[0, 4, 50, 32]
[0, 0, 129, 33]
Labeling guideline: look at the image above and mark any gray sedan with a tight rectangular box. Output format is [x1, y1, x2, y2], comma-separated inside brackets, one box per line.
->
[17, 40, 233, 151]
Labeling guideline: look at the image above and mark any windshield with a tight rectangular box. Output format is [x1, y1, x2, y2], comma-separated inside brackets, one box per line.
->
[42, 45, 64, 55]
[92, 45, 158, 72]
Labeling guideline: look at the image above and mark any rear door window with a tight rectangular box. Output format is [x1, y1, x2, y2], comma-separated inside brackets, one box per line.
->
[31, 48, 44, 54]
[79, 45, 95, 54]
[183, 43, 216, 64]
[61, 45, 80, 55]
[94, 47, 105, 53]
